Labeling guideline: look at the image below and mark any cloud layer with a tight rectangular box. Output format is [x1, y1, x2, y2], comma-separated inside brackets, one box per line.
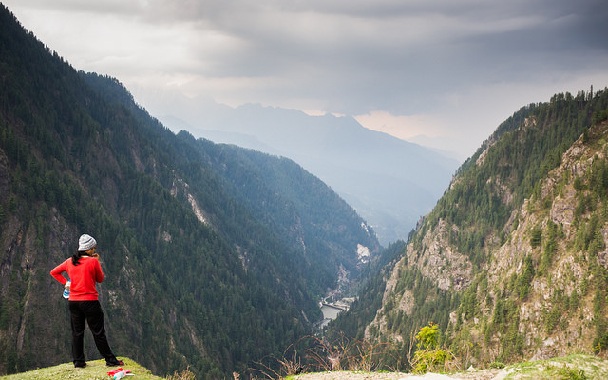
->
[4, 0, 608, 158]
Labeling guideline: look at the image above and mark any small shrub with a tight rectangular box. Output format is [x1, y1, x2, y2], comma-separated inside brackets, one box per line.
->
[165, 367, 196, 380]
[411, 323, 454, 374]
[254, 334, 400, 378]
[530, 226, 542, 248]
[489, 361, 505, 369]
[412, 348, 453, 374]
[556, 367, 587, 380]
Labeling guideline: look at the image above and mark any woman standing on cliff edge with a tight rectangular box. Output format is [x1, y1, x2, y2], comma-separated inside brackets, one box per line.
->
[50, 233, 123, 368]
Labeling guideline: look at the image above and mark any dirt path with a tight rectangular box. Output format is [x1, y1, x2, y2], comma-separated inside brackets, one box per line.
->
[292, 369, 508, 380]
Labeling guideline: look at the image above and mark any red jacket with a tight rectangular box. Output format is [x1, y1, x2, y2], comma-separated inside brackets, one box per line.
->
[50, 256, 105, 301]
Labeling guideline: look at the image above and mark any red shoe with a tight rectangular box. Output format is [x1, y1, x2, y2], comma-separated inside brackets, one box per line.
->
[106, 359, 125, 367]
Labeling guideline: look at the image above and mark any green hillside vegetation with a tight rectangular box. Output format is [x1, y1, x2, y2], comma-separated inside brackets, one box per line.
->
[426, 89, 607, 269]
[326, 240, 407, 341]
[444, 95, 608, 364]
[0, 4, 379, 378]
[328, 87, 608, 371]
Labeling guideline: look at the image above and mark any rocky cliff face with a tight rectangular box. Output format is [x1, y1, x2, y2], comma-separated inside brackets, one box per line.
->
[365, 93, 608, 367]
[486, 121, 608, 360]
[0, 206, 77, 367]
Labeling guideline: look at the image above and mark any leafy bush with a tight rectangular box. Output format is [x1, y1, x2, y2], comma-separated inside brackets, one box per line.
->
[411, 323, 453, 374]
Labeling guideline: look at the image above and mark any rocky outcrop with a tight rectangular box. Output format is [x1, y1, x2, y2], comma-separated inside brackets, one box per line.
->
[406, 219, 473, 292]
[368, 116, 608, 365]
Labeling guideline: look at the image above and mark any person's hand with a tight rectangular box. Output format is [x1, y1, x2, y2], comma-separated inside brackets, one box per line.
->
[91, 253, 100, 259]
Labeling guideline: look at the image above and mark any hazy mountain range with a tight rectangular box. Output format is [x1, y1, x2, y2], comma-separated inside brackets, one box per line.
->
[152, 97, 460, 245]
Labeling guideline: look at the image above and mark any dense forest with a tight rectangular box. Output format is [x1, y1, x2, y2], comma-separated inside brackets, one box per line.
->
[328, 86, 608, 370]
[0, 5, 380, 378]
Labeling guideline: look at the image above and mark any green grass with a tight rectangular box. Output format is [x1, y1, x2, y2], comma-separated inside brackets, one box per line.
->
[0, 358, 164, 380]
[503, 354, 607, 379]
[288, 354, 608, 379]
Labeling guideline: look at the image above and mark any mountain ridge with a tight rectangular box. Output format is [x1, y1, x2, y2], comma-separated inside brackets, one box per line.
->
[349, 88, 608, 369]
[0, 5, 379, 378]
[153, 100, 459, 245]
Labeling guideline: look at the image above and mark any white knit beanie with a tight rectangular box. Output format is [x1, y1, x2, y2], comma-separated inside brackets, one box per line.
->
[78, 234, 97, 251]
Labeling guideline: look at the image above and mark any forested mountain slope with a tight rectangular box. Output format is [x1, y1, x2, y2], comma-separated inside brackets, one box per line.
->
[0, 5, 379, 378]
[160, 104, 459, 246]
[329, 87, 608, 368]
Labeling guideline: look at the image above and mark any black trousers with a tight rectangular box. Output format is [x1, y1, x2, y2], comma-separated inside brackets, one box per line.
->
[68, 300, 118, 365]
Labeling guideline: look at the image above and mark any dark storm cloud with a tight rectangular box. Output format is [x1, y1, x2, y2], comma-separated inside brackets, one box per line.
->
[3, 0, 608, 156]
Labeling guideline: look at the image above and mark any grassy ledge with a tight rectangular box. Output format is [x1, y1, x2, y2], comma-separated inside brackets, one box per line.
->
[287, 354, 608, 379]
[0, 358, 164, 380]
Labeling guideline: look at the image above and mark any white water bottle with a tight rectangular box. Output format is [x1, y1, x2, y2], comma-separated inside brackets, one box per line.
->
[63, 280, 70, 299]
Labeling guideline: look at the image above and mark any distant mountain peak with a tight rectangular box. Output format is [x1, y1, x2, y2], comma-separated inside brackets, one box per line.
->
[159, 101, 459, 245]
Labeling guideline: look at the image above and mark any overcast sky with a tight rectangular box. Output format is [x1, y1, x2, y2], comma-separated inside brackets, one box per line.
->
[4, 0, 608, 159]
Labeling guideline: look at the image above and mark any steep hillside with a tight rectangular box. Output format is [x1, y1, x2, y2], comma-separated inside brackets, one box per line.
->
[331, 88, 608, 369]
[157, 101, 459, 245]
[0, 5, 379, 378]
